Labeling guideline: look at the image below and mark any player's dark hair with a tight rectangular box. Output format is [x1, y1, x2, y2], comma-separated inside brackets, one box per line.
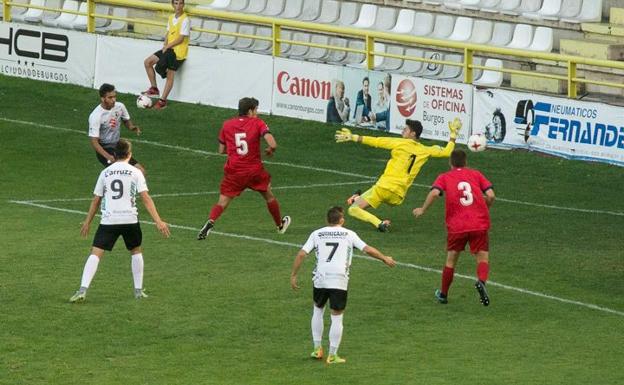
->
[405, 119, 423, 139]
[99, 83, 115, 97]
[327, 206, 344, 225]
[238, 97, 259, 116]
[362, 76, 369, 84]
[114, 139, 132, 160]
[450, 149, 467, 167]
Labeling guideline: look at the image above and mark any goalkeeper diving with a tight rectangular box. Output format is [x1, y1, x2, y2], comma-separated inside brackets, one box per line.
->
[335, 118, 462, 231]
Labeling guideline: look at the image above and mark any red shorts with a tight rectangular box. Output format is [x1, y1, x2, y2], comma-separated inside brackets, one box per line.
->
[447, 230, 489, 254]
[220, 168, 271, 197]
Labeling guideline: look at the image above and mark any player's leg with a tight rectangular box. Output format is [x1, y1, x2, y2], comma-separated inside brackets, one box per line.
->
[122, 223, 146, 299]
[311, 288, 328, 359]
[347, 187, 388, 231]
[143, 53, 160, 96]
[154, 69, 175, 109]
[326, 290, 347, 364]
[253, 170, 290, 233]
[435, 250, 460, 304]
[198, 194, 233, 240]
[470, 230, 490, 306]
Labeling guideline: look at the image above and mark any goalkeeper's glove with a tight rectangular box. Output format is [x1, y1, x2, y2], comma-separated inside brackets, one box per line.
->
[448, 117, 462, 140]
[335, 128, 360, 143]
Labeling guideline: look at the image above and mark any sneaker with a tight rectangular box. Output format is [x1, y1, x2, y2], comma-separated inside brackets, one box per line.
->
[346, 189, 362, 205]
[377, 219, 391, 232]
[134, 289, 148, 299]
[326, 354, 346, 364]
[310, 346, 324, 360]
[475, 280, 490, 306]
[434, 289, 448, 304]
[153, 99, 167, 110]
[143, 86, 159, 97]
[69, 290, 86, 303]
[277, 215, 291, 234]
[197, 220, 214, 240]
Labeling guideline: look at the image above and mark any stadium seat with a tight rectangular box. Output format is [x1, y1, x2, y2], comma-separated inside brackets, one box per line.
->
[420, 15, 455, 77]
[196, 19, 222, 47]
[463, 0, 490, 11]
[488, 22, 514, 46]
[324, 37, 349, 62]
[242, 0, 267, 14]
[410, 12, 435, 36]
[348, 42, 384, 68]
[316, 0, 340, 24]
[298, 0, 322, 21]
[209, 0, 231, 8]
[73, 4, 111, 30]
[473, 58, 504, 87]
[248, 27, 273, 53]
[498, 0, 525, 15]
[284, 31, 311, 57]
[303, 34, 331, 61]
[280, 0, 303, 19]
[511, 0, 543, 15]
[96, 7, 128, 33]
[561, 0, 602, 23]
[230, 24, 258, 50]
[351, 4, 376, 29]
[447, 17, 473, 42]
[445, 0, 481, 10]
[480, 0, 504, 13]
[42, 0, 79, 27]
[261, 0, 285, 17]
[550, 0, 582, 21]
[339, 39, 366, 65]
[372, 7, 398, 32]
[522, 0, 561, 20]
[376, 45, 404, 71]
[214, 22, 240, 47]
[224, 0, 249, 11]
[471, 20, 494, 44]
[396, 47, 425, 74]
[390, 9, 416, 34]
[527, 26, 553, 51]
[337, 2, 361, 26]
[506, 23, 533, 49]
[12, 0, 47, 23]
[10, 0, 29, 19]
[434, 54, 463, 80]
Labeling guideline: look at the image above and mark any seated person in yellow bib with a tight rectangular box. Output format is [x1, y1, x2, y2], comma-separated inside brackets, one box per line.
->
[334, 118, 462, 232]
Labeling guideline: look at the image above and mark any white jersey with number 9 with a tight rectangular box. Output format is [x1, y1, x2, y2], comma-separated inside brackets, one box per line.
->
[94, 162, 148, 225]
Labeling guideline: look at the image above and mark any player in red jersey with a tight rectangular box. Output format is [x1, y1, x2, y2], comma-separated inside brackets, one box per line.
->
[197, 97, 290, 240]
[413, 149, 495, 306]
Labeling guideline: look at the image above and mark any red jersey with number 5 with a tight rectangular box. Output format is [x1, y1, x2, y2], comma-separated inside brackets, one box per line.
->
[219, 116, 270, 174]
[432, 167, 493, 233]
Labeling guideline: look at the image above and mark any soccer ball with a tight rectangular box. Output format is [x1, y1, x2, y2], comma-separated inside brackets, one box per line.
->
[136, 94, 153, 109]
[467, 134, 487, 152]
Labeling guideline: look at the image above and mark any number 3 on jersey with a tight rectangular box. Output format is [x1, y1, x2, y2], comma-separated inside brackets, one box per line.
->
[235, 132, 248, 155]
[457, 181, 473, 206]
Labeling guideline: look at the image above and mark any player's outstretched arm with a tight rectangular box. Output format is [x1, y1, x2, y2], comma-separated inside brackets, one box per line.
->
[80, 195, 102, 237]
[413, 189, 441, 218]
[363, 245, 396, 267]
[264, 133, 277, 156]
[290, 249, 308, 290]
[123, 119, 141, 136]
[335, 128, 361, 143]
[429, 117, 462, 158]
[140, 191, 170, 238]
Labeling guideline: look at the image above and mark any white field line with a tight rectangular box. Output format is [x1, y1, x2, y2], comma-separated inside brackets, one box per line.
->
[9, 200, 624, 318]
[16, 180, 370, 203]
[2, 117, 623, 217]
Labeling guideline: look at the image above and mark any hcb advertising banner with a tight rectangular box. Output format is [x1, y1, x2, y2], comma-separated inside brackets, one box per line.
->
[272, 57, 342, 122]
[389, 74, 471, 144]
[0, 22, 96, 87]
[473, 88, 624, 166]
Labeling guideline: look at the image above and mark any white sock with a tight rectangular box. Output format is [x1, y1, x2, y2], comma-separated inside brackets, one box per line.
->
[131, 253, 144, 290]
[80, 254, 100, 289]
[311, 305, 325, 348]
[329, 313, 344, 355]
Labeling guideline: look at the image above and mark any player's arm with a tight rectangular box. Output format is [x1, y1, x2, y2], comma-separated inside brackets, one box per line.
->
[263, 132, 277, 156]
[290, 249, 308, 290]
[80, 195, 102, 237]
[429, 117, 463, 158]
[90, 137, 115, 164]
[140, 191, 170, 238]
[413, 188, 442, 217]
[335, 128, 399, 150]
[123, 119, 141, 136]
[218, 142, 226, 154]
[164, 34, 185, 51]
[484, 188, 495, 207]
[362, 245, 395, 267]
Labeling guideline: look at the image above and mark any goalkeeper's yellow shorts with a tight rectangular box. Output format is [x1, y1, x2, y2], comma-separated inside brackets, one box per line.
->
[361, 185, 404, 208]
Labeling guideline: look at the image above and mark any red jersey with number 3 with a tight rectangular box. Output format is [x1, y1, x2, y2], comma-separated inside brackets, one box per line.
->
[219, 116, 270, 174]
[432, 167, 493, 233]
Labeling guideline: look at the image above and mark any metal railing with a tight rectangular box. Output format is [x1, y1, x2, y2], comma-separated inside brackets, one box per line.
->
[4, 0, 624, 99]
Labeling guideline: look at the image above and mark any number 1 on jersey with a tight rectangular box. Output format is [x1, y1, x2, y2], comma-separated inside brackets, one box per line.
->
[234, 132, 248, 155]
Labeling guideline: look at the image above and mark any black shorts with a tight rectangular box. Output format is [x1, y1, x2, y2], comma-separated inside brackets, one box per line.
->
[93, 223, 142, 251]
[154, 49, 185, 78]
[313, 287, 348, 311]
[96, 145, 138, 167]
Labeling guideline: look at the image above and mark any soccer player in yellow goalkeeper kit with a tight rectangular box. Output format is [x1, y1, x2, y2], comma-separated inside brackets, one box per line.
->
[335, 118, 462, 231]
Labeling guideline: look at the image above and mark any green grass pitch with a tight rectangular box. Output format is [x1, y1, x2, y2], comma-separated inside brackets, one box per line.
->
[1, 75, 623, 385]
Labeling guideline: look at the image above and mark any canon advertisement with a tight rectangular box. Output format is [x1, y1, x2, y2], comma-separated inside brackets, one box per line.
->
[0, 21, 96, 87]
[473, 88, 624, 166]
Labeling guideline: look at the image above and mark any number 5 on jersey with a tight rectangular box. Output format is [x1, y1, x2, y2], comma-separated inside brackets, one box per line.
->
[235, 132, 248, 155]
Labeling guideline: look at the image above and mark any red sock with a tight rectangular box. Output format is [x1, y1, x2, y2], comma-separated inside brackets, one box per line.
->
[266, 199, 282, 226]
[441, 266, 454, 296]
[477, 261, 489, 283]
[209, 204, 224, 222]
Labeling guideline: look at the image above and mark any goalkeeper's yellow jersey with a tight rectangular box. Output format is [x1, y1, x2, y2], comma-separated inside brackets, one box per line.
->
[361, 136, 455, 198]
